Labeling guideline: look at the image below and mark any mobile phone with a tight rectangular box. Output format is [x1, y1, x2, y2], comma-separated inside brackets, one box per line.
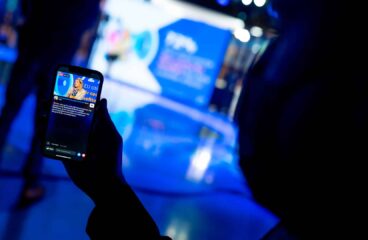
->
[42, 65, 104, 161]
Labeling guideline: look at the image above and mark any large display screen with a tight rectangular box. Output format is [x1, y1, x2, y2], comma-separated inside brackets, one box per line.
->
[89, 0, 231, 107]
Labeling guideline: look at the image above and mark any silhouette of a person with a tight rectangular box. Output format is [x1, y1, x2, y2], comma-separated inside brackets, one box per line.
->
[0, 0, 100, 206]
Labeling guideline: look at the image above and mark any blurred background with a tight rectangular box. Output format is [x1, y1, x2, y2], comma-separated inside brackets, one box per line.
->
[0, 0, 279, 239]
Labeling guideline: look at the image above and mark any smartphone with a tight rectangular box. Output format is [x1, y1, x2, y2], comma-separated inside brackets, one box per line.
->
[43, 65, 104, 161]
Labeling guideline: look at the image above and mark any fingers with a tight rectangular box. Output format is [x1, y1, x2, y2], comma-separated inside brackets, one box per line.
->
[95, 98, 107, 120]
[62, 157, 83, 168]
[99, 98, 108, 113]
[95, 98, 120, 137]
[95, 98, 113, 125]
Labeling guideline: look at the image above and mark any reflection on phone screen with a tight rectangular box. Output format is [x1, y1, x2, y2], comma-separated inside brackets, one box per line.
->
[44, 71, 101, 161]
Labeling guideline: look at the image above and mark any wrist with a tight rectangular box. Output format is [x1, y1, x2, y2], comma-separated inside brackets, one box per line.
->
[94, 177, 128, 205]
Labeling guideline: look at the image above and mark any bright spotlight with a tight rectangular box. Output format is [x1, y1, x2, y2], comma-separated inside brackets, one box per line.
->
[241, 0, 252, 6]
[234, 28, 251, 43]
[254, 0, 266, 7]
[250, 26, 263, 37]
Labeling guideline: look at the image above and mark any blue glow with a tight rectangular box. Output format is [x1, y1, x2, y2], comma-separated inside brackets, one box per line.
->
[217, 0, 231, 6]
[0, 45, 17, 62]
[267, 4, 279, 19]
[0, 83, 277, 240]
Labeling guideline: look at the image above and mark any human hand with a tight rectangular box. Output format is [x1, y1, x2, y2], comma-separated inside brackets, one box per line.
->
[63, 99, 168, 238]
[63, 98, 124, 203]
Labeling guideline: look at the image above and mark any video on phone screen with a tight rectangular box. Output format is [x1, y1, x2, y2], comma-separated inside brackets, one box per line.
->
[44, 71, 101, 161]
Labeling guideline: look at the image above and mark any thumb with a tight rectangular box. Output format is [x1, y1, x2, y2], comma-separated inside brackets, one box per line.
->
[96, 98, 108, 117]
[94, 98, 110, 126]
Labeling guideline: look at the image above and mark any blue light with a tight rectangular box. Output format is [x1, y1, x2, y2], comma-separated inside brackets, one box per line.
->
[217, 0, 231, 6]
[267, 4, 279, 19]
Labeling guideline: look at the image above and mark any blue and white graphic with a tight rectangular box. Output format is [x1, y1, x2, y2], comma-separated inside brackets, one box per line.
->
[149, 19, 231, 106]
[54, 72, 73, 97]
[89, 0, 231, 107]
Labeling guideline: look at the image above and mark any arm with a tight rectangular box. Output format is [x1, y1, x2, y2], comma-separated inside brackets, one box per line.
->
[63, 99, 168, 239]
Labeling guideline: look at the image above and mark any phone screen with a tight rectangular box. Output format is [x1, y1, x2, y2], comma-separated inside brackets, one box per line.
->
[43, 66, 103, 161]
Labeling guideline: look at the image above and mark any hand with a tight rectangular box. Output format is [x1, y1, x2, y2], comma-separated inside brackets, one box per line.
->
[63, 99, 164, 238]
[63, 99, 123, 203]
